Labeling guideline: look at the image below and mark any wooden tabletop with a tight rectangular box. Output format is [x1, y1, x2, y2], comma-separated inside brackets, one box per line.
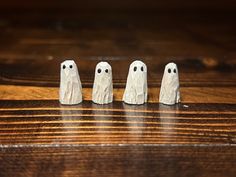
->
[0, 5, 236, 177]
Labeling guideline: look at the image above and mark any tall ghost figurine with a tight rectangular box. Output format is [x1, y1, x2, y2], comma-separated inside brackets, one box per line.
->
[59, 60, 83, 105]
[159, 62, 180, 105]
[123, 60, 148, 105]
[92, 61, 113, 104]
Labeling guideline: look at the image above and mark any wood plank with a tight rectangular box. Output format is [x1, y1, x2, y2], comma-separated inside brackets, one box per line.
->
[0, 146, 235, 177]
[0, 57, 235, 87]
[0, 85, 236, 103]
[0, 7, 235, 177]
[0, 100, 235, 145]
[0, 10, 235, 58]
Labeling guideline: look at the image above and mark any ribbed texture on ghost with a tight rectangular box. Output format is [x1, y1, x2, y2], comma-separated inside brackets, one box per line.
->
[123, 60, 148, 105]
[59, 60, 83, 105]
[92, 61, 113, 104]
[159, 62, 180, 105]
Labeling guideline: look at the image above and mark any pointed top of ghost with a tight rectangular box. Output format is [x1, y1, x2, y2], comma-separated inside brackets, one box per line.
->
[95, 61, 112, 71]
[60, 60, 80, 77]
[97, 61, 110, 67]
[129, 60, 147, 71]
[61, 60, 77, 69]
[164, 62, 178, 73]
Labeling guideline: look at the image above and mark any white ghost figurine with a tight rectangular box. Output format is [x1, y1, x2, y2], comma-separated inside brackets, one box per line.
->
[92, 61, 113, 104]
[159, 62, 180, 105]
[59, 60, 83, 105]
[123, 60, 148, 105]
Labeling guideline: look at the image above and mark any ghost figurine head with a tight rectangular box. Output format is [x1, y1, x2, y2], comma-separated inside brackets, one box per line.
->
[123, 60, 148, 105]
[92, 61, 113, 104]
[59, 60, 82, 105]
[159, 62, 180, 105]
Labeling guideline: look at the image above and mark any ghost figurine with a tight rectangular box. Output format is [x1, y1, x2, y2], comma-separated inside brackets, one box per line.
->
[123, 60, 148, 105]
[59, 60, 83, 105]
[159, 62, 180, 105]
[92, 61, 113, 104]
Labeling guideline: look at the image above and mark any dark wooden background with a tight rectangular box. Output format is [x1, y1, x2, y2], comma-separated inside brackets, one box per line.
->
[0, 1, 235, 177]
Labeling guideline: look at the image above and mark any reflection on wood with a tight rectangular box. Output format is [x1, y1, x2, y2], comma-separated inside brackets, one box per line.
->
[0, 100, 235, 145]
[0, 5, 235, 177]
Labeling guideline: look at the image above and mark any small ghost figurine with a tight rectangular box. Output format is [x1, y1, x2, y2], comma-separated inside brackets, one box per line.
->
[159, 62, 180, 105]
[59, 60, 83, 105]
[92, 61, 113, 104]
[123, 60, 148, 105]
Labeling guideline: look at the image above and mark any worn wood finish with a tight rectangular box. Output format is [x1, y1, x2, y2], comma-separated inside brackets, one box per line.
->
[0, 4, 236, 176]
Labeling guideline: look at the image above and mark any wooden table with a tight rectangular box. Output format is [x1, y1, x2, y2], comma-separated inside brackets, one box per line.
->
[0, 6, 235, 177]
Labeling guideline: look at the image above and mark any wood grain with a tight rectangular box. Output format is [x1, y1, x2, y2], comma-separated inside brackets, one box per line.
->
[0, 85, 236, 103]
[0, 100, 235, 145]
[0, 146, 235, 177]
[0, 4, 236, 177]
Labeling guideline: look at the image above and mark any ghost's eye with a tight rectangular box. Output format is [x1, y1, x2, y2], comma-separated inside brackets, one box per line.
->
[133, 66, 137, 72]
[97, 68, 101, 73]
[141, 66, 144, 72]
[168, 69, 171, 73]
[63, 65, 66, 69]
[105, 69, 108, 73]
[69, 65, 73, 69]
[173, 69, 176, 73]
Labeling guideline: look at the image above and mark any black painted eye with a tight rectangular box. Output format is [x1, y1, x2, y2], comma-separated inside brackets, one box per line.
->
[70, 65, 73, 69]
[141, 66, 144, 72]
[97, 68, 101, 73]
[63, 65, 66, 69]
[168, 69, 171, 73]
[105, 69, 108, 73]
[134, 66, 137, 72]
[173, 69, 176, 73]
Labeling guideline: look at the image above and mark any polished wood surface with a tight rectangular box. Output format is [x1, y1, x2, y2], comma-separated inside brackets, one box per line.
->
[0, 3, 236, 176]
[0, 146, 236, 177]
[0, 100, 236, 145]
